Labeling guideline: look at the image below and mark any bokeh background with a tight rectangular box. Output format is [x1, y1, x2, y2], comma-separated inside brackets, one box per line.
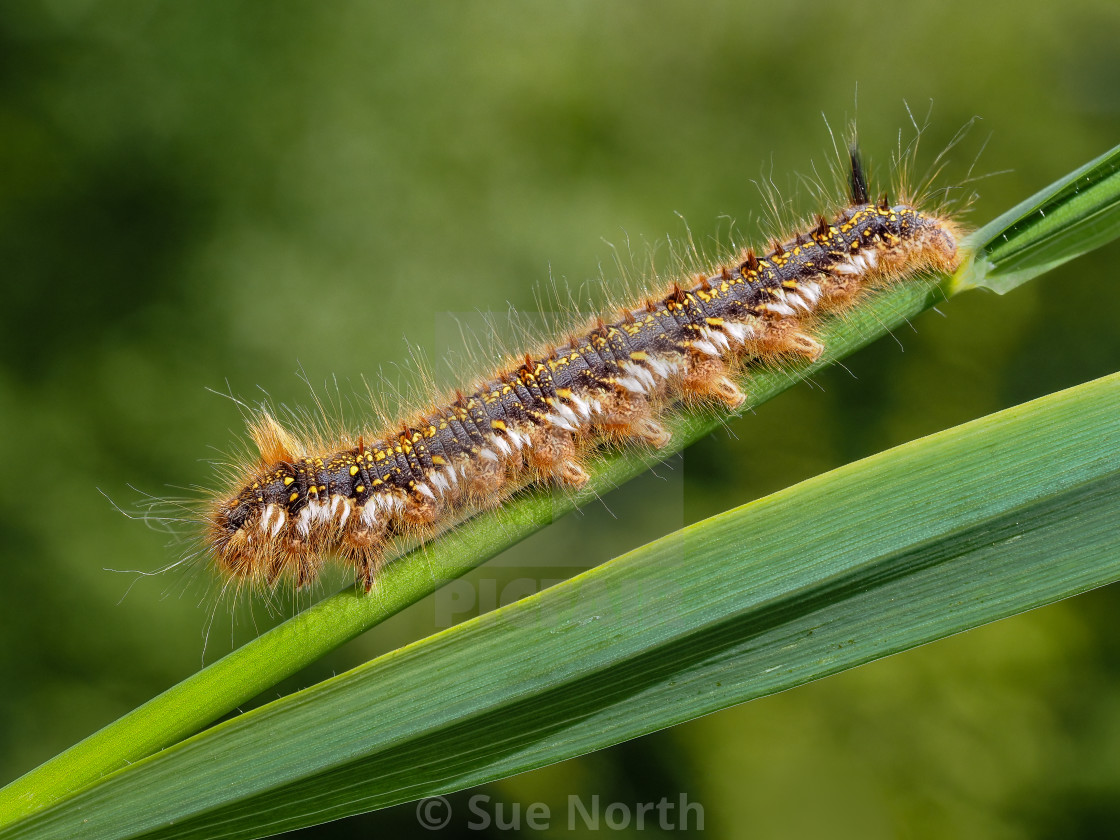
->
[2, 2, 1119, 838]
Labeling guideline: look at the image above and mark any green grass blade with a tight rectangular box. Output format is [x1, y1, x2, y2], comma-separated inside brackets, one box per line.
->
[954, 142, 1120, 294]
[5, 371, 1119, 840]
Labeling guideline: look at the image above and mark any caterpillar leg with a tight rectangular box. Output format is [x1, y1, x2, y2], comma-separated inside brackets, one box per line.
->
[682, 353, 746, 410]
[528, 426, 589, 486]
[593, 392, 672, 447]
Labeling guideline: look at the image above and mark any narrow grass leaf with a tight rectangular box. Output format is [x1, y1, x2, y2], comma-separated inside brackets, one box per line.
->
[6, 371, 1120, 840]
[955, 142, 1120, 294]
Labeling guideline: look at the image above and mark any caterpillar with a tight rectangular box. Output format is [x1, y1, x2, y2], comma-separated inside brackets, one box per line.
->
[204, 145, 963, 592]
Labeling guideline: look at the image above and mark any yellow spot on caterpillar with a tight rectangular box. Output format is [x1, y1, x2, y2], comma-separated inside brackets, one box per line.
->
[355, 485, 365, 493]
[432, 455, 447, 466]
[283, 476, 294, 486]
[289, 492, 299, 503]
[350, 465, 359, 476]
[491, 419, 507, 430]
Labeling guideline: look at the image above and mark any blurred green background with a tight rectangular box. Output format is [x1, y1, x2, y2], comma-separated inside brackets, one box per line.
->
[2, 2, 1119, 837]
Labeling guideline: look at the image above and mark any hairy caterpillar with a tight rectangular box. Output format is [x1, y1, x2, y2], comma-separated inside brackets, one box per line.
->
[204, 145, 963, 592]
